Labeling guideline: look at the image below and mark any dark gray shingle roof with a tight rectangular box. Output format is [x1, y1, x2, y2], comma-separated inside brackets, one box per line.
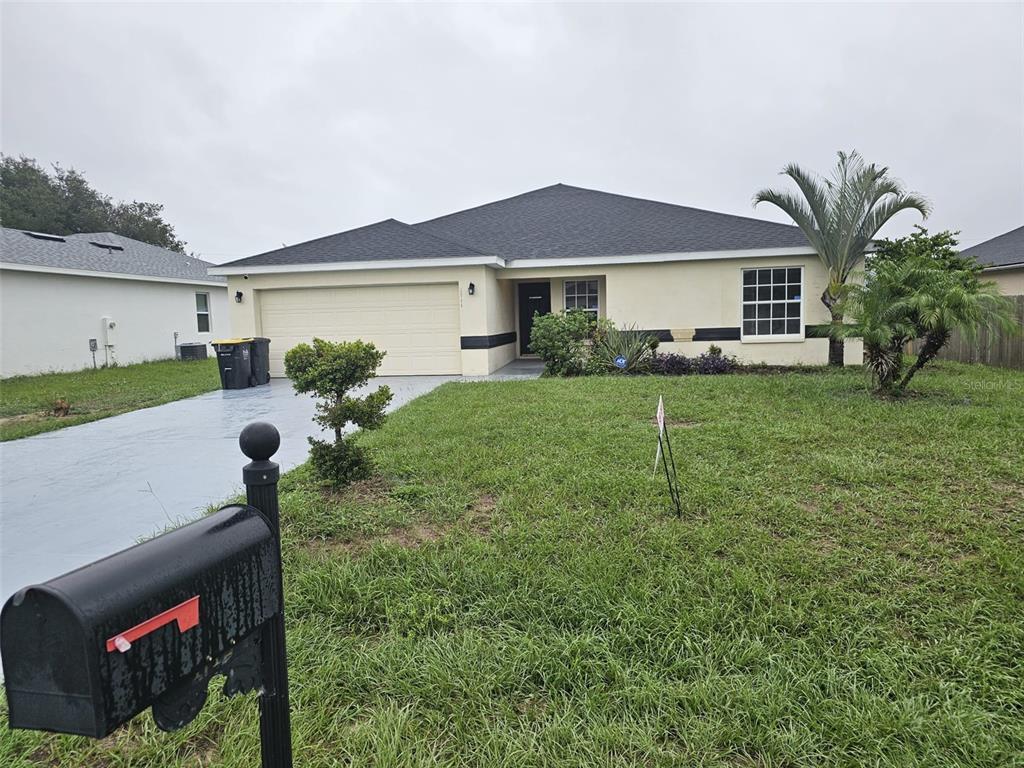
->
[220, 184, 812, 268]
[413, 183, 810, 259]
[222, 218, 488, 268]
[0, 228, 225, 283]
[961, 225, 1024, 268]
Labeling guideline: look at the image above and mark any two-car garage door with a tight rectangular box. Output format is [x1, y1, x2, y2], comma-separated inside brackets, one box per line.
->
[259, 284, 462, 377]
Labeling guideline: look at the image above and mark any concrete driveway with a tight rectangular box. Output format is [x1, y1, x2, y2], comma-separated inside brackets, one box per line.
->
[0, 376, 453, 608]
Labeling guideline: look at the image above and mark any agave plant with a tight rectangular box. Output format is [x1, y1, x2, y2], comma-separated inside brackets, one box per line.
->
[589, 324, 659, 374]
[754, 150, 931, 366]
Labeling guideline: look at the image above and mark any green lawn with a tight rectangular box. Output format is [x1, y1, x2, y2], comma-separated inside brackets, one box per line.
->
[0, 358, 221, 441]
[3, 363, 1023, 766]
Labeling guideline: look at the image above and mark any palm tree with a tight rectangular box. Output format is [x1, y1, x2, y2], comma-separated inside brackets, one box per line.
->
[832, 257, 1017, 394]
[754, 150, 931, 366]
[895, 273, 1016, 392]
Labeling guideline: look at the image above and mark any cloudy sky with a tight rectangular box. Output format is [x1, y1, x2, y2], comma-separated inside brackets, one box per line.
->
[2, 2, 1021, 263]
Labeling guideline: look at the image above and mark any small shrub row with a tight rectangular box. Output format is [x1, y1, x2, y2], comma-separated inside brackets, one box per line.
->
[529, 311, 745, 377]
[650, 346, 738, 376]
[530, 311, 667, 376]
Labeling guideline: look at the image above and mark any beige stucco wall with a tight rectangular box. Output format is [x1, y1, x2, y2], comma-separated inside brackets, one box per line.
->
[226, 265, 514, 376]
[224, 253, 864, 375]
[498, 256, 861, 366]
[984, 267, 1024, 295]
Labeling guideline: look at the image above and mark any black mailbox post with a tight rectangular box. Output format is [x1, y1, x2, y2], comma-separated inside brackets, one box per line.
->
[1, 422, 293, 767]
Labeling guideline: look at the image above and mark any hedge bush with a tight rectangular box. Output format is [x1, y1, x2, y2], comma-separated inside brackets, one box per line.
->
[650, 345, 738, 375]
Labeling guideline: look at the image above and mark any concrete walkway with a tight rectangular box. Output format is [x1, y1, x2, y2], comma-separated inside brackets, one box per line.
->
[473, 358, 545, 379]
[0, 376, 453, 607]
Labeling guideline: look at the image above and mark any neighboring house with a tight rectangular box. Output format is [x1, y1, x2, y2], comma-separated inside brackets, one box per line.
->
[211, 184, 861, 377]
[0, 228, 228, 377]
[961, 225, 1024, 295]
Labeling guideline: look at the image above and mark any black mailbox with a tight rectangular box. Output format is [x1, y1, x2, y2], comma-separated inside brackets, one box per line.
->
[1, 503, 280, 738]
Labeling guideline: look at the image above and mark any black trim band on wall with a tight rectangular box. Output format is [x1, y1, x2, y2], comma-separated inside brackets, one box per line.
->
[460, 332, 517, 350]
[692, 327, 741, 342]
[639, 329, 674, 342]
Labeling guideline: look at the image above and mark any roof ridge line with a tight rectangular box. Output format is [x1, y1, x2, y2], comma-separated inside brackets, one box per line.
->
[399, 220, 492, 257]
[234, 217, 492, 265]
[414, 182, 802, 232]
[962, 223, 1024, 251]
[546, 184, 804, 230]
[413, 183, 569, 226]
[243, 218, 406, 261]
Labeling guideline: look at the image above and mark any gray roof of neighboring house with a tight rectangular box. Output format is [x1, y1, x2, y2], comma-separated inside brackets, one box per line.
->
[220, 184, 811, 268]
[414, 183, 810, 259]
[961, 225, 1024, 269]
[0, 228, 225, 283]
[223, 218, 488, 269]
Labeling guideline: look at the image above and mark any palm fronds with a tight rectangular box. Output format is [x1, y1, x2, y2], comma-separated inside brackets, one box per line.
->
[755, 150, 931, 292]
[837, 257, 1018, 393]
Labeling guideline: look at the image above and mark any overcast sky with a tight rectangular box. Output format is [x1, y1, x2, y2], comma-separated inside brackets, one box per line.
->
[2, 2, 1021, 263]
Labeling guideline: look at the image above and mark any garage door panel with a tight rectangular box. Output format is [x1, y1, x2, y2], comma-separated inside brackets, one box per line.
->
[259, 284, 461, 377]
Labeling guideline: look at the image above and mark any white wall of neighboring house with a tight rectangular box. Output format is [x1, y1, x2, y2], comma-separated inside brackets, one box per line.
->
[0, 268, 230, 377]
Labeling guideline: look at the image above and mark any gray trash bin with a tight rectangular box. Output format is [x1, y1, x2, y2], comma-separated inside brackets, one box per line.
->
[249, 337, 271, 385]
[211, 339, 252, 389]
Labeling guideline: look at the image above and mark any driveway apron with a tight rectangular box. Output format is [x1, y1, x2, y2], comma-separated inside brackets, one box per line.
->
[0, 376, 452, 608]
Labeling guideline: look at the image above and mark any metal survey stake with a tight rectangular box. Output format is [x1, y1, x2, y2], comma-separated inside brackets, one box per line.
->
[653, 396, 682, 516]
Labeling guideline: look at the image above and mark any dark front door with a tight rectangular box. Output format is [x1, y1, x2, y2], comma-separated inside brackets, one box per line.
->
[518, 282, 551, 354]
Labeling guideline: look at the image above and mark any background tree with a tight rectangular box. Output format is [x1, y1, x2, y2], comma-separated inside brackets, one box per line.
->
[0, 155, 187, 252]
[109, 200, 186, 251]
[871, 225, 978, 276]
[754, 150, 930, 366]
[284, 338, 393, 487]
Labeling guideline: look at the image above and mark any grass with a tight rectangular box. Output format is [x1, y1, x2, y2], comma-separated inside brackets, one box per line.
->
[2, 362, 1023, 766]
[0, 358, 221, 441]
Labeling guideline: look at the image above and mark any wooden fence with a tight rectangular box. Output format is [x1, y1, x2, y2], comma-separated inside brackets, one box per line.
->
[910, 295, 1024, 370]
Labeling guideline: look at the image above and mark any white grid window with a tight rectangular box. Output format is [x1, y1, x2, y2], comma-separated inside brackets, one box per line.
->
[564, 279, 599, 317]
[742, 267, 802, 337]
[196, 292, 211, 333]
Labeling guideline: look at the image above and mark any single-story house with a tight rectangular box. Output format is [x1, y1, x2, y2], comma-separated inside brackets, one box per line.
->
[211, 184, 862, 377]
[961, 225, 1024, 295]
[0, 228, 229, 377]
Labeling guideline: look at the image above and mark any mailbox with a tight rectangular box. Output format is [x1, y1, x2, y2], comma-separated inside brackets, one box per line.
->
[1, 503, 280, 738]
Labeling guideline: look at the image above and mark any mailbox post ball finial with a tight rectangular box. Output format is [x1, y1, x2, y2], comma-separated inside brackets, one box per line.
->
[239, 422, 280, 461]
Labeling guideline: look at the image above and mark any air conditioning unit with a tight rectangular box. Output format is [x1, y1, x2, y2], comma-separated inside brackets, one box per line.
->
[176, 343, 208, 361]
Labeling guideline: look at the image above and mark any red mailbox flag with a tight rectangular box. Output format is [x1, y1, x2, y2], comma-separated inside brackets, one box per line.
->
[106, 595, 200, 653]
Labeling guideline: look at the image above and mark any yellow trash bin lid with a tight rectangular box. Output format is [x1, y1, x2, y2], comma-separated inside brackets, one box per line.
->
[210, 338, 254, 345]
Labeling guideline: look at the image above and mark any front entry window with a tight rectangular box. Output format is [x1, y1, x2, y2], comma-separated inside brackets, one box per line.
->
[564, 279, 599, 318]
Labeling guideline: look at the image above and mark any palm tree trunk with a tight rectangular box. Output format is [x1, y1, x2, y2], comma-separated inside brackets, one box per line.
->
[896, 329, 949, 392]
[822, 290, 844, 367]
